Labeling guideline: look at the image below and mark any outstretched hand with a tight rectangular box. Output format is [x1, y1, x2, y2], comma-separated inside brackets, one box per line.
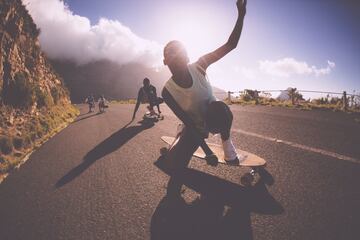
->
[237, 0, 247, 17]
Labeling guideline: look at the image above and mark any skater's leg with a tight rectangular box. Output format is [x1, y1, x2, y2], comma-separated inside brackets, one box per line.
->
[165, 127, 200, 197]
[156, 97, 163, 114]
[149, 102, 158, 116]
[206, 101, 246, 163]
[156, 104, 161, 115]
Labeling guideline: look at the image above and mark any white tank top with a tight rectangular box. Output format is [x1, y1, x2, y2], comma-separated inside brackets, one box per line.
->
[165, 63, 216, 134]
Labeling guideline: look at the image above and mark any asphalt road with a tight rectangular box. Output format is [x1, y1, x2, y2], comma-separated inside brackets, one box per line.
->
[0, 104, 359, 240]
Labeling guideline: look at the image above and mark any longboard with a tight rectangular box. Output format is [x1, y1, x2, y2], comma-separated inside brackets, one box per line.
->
[143, 111, 164, 121]
[161, 136, 266, 167]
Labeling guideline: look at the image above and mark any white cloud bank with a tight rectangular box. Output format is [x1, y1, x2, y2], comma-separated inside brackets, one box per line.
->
[259, 58, 335, 78]
[22, 0, 162, 66]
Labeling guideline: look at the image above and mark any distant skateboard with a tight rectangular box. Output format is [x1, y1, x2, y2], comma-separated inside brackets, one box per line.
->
[143, 111, 164, 121]
[160, 136, 266, 186]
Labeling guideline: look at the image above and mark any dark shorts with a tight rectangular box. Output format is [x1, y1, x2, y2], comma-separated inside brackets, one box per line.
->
[149, 97, 164, 107]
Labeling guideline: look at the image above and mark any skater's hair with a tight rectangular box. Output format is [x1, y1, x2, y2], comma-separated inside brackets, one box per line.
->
[205, 101, 233, 133]
[143, 78, 150, 84]
[163, 40, 188, 62]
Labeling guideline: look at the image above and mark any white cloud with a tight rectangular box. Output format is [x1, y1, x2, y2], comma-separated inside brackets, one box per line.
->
[22, 0, 162, 66]
[233, 65, 257, 80]
[239, 67, 257, 79]
[259, 58, 335, 78]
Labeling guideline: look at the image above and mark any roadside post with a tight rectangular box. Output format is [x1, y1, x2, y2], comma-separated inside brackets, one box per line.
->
[228, 91, 232, 104]
[343, 91, 347, 111]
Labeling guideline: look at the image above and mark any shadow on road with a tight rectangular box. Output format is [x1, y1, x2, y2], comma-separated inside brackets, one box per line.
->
[74, 112, 102, 123]
[55, 121, 154, 188]
[151, 156, 283, 240]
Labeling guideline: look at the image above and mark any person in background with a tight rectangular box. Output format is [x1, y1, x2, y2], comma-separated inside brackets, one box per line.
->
[85, 94, 95, 113]
[132, 78, 163, 120]
[98, 95, 108, 113]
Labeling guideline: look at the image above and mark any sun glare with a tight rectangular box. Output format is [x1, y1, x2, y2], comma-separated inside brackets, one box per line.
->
[165, 11, 225, 62]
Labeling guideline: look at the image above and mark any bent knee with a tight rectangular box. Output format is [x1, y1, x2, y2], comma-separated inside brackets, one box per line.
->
[205, 101, 233, 133]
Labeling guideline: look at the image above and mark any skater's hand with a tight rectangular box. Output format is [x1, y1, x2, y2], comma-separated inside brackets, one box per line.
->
[205, 154, 218, 166]
[237, 0, 247, 17]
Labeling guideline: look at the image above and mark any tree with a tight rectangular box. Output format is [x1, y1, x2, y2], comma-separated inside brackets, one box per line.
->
[287, 88, 303, 105]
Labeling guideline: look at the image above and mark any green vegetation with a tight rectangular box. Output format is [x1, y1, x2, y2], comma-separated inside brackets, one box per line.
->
[0, 136, 13, 155]
[51, 87, 62, 104]
[4, 71, 68, 110]
[36, 87, 54, 108]
[228, 93, 360, 113]
[0, 104, 79, 175]
[12, 137, 24, 150]
[5, 71, 36, 108]
[0, 0, 79, 181]
[111, 99, 137, 104]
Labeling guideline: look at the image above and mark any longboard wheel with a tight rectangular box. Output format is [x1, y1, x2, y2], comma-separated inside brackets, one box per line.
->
[160, 147, 168, 156]
[240, 172, 254, 187]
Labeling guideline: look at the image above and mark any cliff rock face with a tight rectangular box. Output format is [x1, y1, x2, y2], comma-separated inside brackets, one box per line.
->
[0, 0, 70, 108]
[0, 0, 78, 175]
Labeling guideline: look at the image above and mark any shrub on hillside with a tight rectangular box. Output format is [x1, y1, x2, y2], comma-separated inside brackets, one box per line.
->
[0, 155, 5, 164]
[51, 87, 61, 104]
[12, 137, 24, 150]
[4, 72, 36, 108]
[0, 136, 13, 155]
[36, 88, 53, 108]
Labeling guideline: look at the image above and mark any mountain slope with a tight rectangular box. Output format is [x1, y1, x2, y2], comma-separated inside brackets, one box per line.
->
[0, 0, 78, 179]
[50, 59, 170, 103]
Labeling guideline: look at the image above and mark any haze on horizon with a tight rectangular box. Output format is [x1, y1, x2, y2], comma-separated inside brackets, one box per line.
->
[23, 0, 360, 96]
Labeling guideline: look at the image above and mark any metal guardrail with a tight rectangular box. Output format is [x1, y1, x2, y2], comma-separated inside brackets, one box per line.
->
[221, 89, 360, 111]
[221, 90, 360, 97]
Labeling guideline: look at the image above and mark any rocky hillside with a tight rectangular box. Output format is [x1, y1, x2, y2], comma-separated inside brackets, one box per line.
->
[0, 0, 78, 178]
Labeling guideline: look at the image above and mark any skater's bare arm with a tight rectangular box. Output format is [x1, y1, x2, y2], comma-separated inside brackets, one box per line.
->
[197, 0, 247, 71]
[162, 88, 213, 155]
[132, 89, 143, 120]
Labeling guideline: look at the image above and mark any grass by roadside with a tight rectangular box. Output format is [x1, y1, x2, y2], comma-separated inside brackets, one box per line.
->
[110, 97, 360, 124]
[110, 99, 136, 104]
[0, 104, 79, 183]
[227, 97, 360, 113]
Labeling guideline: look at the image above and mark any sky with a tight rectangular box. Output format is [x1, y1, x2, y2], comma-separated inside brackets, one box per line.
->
[23, 0, 360, 97]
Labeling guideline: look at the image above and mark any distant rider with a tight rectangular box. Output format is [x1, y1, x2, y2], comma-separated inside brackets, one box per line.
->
[98, 95, 108, 113]
[132, 78, 163, 120]
[85, 94, 95, 113]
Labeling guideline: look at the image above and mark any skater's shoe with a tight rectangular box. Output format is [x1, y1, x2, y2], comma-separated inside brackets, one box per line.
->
[225, 157, 240, 166]
[225, 154, 247, 166]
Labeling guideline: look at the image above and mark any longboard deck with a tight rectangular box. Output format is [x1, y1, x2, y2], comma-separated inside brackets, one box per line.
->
[143, 112, 164, 120]
[161, 136, 266, 167]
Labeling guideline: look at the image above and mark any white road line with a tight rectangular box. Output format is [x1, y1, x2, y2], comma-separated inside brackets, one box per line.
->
[232, 129, 359, 164]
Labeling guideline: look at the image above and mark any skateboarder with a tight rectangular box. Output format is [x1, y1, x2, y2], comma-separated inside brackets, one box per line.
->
[98, 95, 108, 113]
[132, 78, 163, 120]
[162, 0, 247, 167]
[85, 94, 95, 113]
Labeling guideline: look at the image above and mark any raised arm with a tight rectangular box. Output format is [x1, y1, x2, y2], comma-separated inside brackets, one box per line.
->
[197, 0, 247, 71]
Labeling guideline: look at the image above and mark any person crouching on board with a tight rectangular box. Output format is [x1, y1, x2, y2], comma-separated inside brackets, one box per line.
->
[161, 0, 248, 166]
[132, 78, 163, 121]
